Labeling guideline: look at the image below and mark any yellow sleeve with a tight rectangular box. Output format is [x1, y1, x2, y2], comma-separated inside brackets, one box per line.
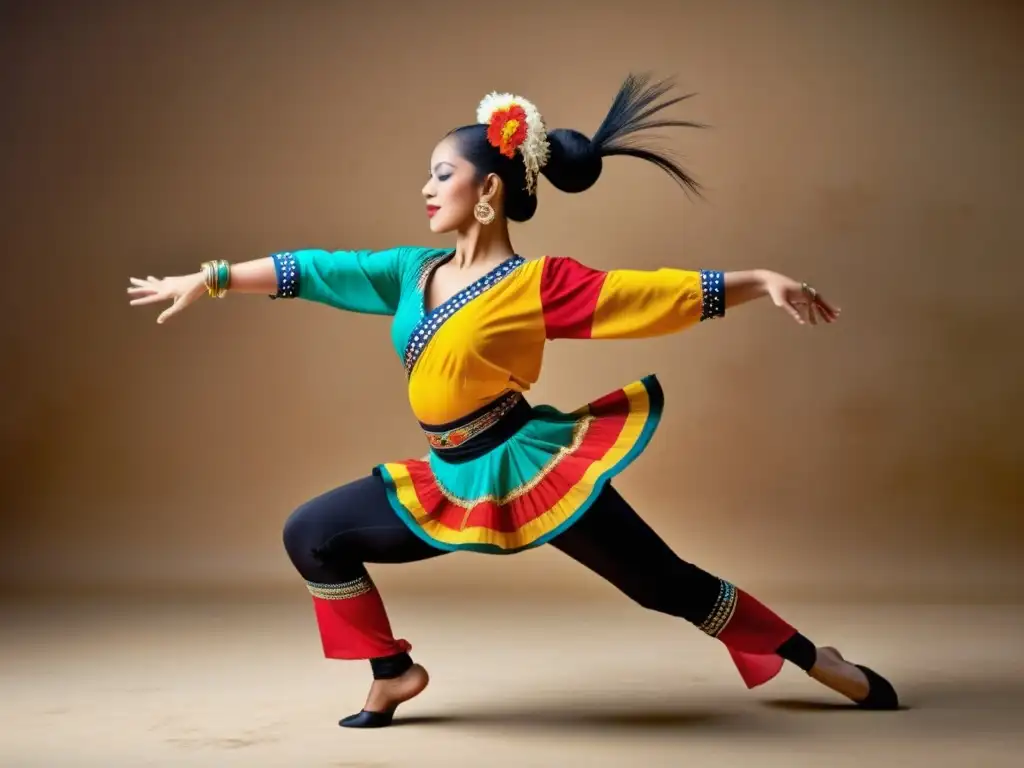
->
[539, 256, 725, 339]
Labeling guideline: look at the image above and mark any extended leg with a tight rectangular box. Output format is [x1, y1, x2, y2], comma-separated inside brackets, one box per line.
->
[550, 485, 898, 707]
[282, 473, 446, 726]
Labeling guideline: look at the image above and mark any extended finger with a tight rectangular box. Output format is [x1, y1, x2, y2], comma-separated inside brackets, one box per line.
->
[816, 297, 840, 320]
[808, 298, 833, 323]
[784, 301, 805, 325]
[130, 294, 168, 306]
[795, 298, 814, 325]
[156, 298, 182, 324]
[806, 299, 818, 325]
[129, 277, 151, 287]
[127, 285, 157, 295]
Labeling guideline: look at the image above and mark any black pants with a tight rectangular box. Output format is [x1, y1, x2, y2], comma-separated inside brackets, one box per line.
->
[282, 474, 817, 673]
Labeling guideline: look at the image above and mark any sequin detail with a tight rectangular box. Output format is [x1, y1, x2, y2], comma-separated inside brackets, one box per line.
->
[306, 576, 373, 600]
[403, 255, 525, 375]
[270, 251, 299, 299]
[699, 269, 725, 321]
[423, 390, 523, 450]
[698, 580, 737, 637]
[414, 251, 453, 290]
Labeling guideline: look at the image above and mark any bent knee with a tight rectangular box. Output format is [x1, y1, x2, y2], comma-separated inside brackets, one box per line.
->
[282, 501, 327, 569]
[282, 476, 389, 576]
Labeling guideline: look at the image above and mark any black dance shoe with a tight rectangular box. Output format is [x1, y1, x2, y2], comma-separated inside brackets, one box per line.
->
[339, 707, 397, 728]
[853, 665, 900, 710]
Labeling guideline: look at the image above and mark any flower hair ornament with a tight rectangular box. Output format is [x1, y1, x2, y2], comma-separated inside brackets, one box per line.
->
[476, 92, 551, 196]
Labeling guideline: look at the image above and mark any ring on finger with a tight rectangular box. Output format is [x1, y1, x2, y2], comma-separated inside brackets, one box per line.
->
[801, 281, 817, 300]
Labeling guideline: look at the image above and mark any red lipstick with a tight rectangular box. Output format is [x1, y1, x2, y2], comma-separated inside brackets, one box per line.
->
[426, 205, 440, 218]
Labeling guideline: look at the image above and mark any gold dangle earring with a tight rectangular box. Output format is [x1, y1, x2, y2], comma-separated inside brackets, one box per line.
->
[474, 200, 496, 225]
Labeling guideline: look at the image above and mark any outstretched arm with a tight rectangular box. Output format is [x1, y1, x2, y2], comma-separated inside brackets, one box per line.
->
[539, 257, 839, 340]
[128, 247, 418, 324]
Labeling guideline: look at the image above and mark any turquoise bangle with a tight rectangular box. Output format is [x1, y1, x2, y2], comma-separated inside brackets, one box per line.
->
[216, 261, 230, 296]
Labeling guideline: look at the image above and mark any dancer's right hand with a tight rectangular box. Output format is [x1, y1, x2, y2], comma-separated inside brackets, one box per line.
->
[126, 271, 206, 324]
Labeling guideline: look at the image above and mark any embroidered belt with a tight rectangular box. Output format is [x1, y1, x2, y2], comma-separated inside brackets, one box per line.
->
[420, 390, 531, 464]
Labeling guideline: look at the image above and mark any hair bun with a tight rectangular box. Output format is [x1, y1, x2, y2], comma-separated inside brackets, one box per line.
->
[540, 129, 603, 193]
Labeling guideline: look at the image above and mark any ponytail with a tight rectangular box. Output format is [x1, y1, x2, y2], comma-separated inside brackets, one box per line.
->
[541, 73, 706, 196]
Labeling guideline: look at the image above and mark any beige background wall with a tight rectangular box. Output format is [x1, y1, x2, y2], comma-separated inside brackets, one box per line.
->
[2, 0, 1021, 599]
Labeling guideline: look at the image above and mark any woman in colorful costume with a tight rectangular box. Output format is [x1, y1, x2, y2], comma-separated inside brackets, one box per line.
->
[127, 74, 899, 727]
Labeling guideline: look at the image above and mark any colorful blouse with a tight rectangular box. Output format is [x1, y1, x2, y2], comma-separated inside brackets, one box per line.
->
[271, 246, 724, 554]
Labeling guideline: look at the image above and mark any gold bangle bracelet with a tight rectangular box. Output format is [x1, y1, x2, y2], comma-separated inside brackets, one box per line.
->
[201, 261, 216, 298]
[200, 260, 230, 298]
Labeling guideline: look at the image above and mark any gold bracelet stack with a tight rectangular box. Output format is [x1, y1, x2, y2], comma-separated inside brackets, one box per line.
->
[200, 259, 231, 298]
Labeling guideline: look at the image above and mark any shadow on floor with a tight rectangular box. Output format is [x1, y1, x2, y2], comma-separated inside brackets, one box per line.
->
[390, 699, 789, 734]
[392, 676, 1024, 734]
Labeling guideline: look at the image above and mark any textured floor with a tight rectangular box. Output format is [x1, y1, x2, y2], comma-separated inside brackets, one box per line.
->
[2, 593, 1021, 767]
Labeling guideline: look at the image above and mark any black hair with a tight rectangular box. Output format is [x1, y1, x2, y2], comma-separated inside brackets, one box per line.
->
[447, 73, 706, 223]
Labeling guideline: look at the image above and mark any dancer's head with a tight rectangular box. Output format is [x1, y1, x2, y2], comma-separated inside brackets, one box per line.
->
[422, 73, 706, 235]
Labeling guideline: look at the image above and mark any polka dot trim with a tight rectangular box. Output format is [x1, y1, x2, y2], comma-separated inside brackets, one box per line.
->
[403, 255, 524, 375]
[700, 269, 725, 321]
[269, 251, 299, 299]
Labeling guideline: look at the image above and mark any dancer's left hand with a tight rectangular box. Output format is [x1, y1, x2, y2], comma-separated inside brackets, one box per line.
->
[764, 272, 840, 326]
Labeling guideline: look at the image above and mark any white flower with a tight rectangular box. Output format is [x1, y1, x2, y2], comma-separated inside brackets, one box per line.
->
[476, 92, 551, 196]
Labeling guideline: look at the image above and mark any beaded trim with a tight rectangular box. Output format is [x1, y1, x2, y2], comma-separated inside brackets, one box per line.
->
[306, 576, 373, 600]
[403, 255, 525, 375]
[414, 251, 454, 291]
[699, 269, 725, 321]
[698, 580, 738, 637]
[423, 390, 523, 450]
[270, 251, 299, 299]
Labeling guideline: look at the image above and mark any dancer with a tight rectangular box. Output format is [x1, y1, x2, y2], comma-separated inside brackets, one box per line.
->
[127, 74, 898, 727]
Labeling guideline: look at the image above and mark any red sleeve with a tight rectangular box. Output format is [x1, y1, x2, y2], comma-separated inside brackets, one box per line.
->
[539, 256, 608, 339]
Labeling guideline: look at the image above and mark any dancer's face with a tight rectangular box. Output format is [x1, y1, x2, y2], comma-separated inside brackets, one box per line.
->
[421, 135, 496, 234]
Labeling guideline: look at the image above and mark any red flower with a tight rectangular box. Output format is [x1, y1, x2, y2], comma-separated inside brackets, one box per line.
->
[487, 104, 529, 158]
